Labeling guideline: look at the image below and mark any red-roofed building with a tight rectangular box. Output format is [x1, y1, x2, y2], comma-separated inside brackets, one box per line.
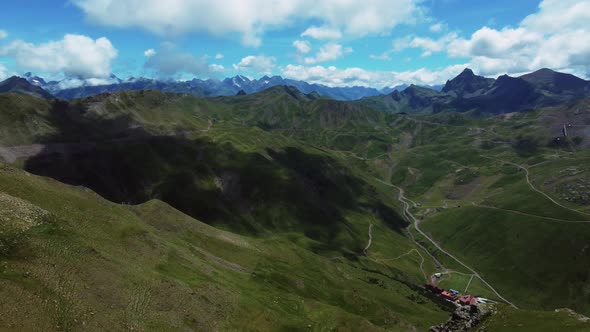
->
[459, 295, 477, 306]
[441, 291, 457, 301]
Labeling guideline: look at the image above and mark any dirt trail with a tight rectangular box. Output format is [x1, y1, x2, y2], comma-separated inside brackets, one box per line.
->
[474, 202, 590, 223]
[363, 224, 373, 255]
[465, 275, 475, 293]
[481, 155, 590, 218]
[380, 248, 428, 281]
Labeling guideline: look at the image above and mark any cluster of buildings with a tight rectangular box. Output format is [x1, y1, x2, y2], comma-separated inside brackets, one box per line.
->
[425, 283, 488, 306]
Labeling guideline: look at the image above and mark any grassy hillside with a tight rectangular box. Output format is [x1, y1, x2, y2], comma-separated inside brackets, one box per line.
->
[0, 162, 451, 331]
[481, 306, 590, 332]
[2, 89, 590, 330]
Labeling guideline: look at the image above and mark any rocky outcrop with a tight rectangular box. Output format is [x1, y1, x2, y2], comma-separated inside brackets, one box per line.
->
[430, 305, 490, 332]
[555, 308, 590, 323]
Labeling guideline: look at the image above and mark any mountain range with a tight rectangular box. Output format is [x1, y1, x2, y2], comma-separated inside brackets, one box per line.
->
[359, 68, 590, 114]
[21, 72, 385, 101]
[19, 71, 441, 101]
[11, 68, 589, 115]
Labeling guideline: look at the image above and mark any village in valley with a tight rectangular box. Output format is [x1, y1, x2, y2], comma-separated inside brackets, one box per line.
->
[425, 273, 495, 307]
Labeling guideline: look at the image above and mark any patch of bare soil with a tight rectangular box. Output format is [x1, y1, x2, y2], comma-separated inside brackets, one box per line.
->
[446, 177, 485, 201]
[0, 192, 49, 231]
[542, 167, 590, 207]
[540, 101, 590, 147]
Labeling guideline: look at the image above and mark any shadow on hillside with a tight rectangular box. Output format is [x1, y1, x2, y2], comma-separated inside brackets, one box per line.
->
[24, 99, 407, 255]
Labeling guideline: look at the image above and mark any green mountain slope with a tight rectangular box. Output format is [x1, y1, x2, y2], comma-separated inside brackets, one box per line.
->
[1, 88, 590, 330]
[0, 163, 449, 331]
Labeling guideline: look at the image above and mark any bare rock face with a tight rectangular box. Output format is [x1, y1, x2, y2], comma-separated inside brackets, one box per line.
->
[430, 305, 490, 332]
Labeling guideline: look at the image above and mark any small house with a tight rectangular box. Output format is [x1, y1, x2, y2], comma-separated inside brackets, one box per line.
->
[441, 291, 457, 301]
[458, 295, 478, 306]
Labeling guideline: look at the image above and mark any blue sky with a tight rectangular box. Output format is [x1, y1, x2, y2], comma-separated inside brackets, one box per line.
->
[0, 0, 589, 88]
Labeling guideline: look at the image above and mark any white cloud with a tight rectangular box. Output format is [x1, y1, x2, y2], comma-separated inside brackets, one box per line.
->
[144, 42, 210, 77]
[233, 55, 276, 74]
[0, 64, 8, 80]
[392, 64, 467, 86]
[392, 36, 413, 52]
[393, 32, 458, 57]
[446, 0, 590, 77]
[429, 23, 445, 33]
[448, 27, 541, 59]
[521, 0, 590, 32]
[304, 43, 352, 64]
[73, 0, 423, 46]
[215, 53, 224, 59]
[209, 64, 225, 71]
[283, 64, 379, 87]
[282, 63, 466, 88]
[301, 26, 342, 40]
[55, 76, 121, 90]
[0, 34, 117, 79]
[369, 53, 391, 61]
[0, 30, 7, 39]
[293, 40, 311, 54]
[144, 48, 156, 57]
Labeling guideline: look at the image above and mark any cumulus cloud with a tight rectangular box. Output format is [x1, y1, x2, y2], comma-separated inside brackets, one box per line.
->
[293, 40, 311, 54]
[374, 32, 457, 60]
[215, 53, 224, 59]
[209, 64, 225, 71]
[282, 63, 466, 88]
[0, 34, 117, 79]
[55, 76, 121, 90]
[283, 64, 379, 87]
[521, 0, 590, 32]
[301, 26, 342, 40]
[144, 42, 210, 77]
[73, 0, 423, 46]
[144, 48, 156, 57]
[233, 55, 276, 74]
[304, 43, 352, 64]
[448, 27, 541, 59]
[447, 0, 590, 77]
[0, 64, 9, 80]
[429, 23, 445, 33]
[0, 30, 7, 39]
[391, 64, 467, 86]
[393, 32, 458, 57]
[369, 53, 392, 61]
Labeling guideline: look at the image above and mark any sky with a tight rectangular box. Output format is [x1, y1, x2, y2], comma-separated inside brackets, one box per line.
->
[0, 0, 589, 88]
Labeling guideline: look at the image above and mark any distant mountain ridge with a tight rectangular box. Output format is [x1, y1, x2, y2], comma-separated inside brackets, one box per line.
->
[0, 76, 54, 99]
[360, 68, 590, 114]
[20, 73, 383, 101]
[4, 67, 590, 115]
[380, 84, 444, 95]
[441, 68, 495, 97]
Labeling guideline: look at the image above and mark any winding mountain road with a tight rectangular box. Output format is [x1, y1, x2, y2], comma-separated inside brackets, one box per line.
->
[375, 178, 518, 308]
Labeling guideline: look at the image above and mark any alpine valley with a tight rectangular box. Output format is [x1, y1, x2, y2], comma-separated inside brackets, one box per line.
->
[1, 65, 590, 332]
